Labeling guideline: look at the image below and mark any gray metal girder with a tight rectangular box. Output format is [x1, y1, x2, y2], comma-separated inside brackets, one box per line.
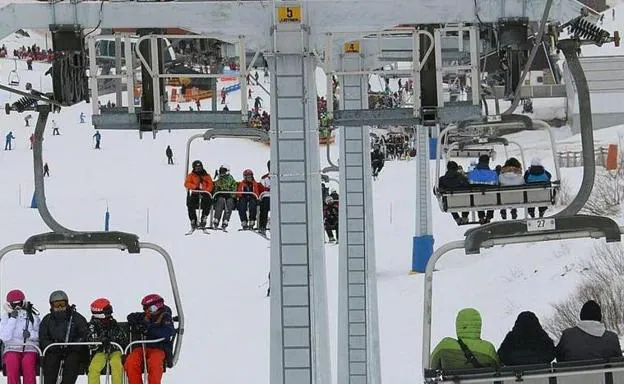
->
[337, 52, 381, 384]
[439, 103, 483, 124]
[91, 110, 249, 130]
[23, 232, 141, 254]
[0, 0, 590, 49]
[463, 215, 621, 254]
[268, 24, 331, 383]
[334, 109, 418, 127]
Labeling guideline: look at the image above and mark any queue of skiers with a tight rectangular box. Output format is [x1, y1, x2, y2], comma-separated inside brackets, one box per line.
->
[438, 154, 552, 225]
[0, 289, 175, 384]
[184, 160, 271, 233]
[431, 300, 622, 370]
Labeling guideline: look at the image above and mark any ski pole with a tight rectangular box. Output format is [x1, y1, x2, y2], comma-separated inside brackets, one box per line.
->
[141, 335, 148, 384]
[105, 351, 111, 384]
[21, 303, 31, 353]
[57, 306, 75, 384]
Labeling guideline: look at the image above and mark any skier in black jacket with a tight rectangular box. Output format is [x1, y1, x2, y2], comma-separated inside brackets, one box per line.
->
[438, 161, 470, 225]
[371, 145, 385, 177]
[498, 311, 555, 365]
[39, 290, 90, 384]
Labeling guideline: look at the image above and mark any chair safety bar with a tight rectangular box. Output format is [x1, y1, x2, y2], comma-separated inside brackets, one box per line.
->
[0, 241, 184, 368]
[42, 341, 124, 357]
[188, 190, 270, 200]
[40, 341, 124, 384]
[123, 338, 166, 355]
[3, 343, 42, 356]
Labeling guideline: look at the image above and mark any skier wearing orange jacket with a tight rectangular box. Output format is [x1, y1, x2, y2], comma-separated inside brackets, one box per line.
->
[184, 160, 213, 229]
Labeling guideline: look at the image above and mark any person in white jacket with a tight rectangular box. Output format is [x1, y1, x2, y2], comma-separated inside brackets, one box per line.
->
[498, 157, 525, 220]
[0, 289, 41, 384]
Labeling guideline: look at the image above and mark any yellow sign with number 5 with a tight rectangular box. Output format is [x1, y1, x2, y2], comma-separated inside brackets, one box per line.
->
[277, 5, 302, 23]
[344, 41, 360, 53]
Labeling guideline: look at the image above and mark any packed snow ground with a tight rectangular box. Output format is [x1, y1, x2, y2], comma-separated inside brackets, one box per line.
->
[0, 23, 623, 383]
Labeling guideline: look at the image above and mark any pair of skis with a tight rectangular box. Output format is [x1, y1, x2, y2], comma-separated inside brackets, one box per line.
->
[185, 226, 229, 236]
[239, 227, 271, 240]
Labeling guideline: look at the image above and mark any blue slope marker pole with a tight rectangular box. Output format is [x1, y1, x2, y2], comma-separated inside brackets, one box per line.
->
[104, 203, 110, 231]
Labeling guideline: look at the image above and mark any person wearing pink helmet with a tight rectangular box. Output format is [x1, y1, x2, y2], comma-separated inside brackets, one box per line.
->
[0, 289, 41, 384]
[124, 294, 174, 384]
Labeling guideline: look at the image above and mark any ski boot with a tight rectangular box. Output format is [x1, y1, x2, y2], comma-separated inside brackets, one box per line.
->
[241, 220, 248, 230]
[222, 219, 229, 230]
[248, 220, 256, 230]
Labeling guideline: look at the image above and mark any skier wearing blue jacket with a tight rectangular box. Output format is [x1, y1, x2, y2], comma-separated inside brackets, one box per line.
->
[524, 157, 552, 218]
[5, 131, 15, 150]
[468, 154, 498, 224]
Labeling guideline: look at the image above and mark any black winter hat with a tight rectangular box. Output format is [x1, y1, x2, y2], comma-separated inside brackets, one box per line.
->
[446, 161, 459, 172]
[478, 154, 490, 164]
[580, 300, 602, 321]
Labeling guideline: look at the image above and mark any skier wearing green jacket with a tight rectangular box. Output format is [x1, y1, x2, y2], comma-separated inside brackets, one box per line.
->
[212, 165, 238, 229]
[430, 308, 500, 370]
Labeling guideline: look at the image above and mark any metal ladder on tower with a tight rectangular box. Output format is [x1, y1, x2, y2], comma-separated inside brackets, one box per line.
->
[417, 107, 436, 235]
[340, 56, 371, 382]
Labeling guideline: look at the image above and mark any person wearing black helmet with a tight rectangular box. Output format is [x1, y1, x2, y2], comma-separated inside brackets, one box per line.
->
[184, 160, 214, 230]
[39, 290, 89, 384]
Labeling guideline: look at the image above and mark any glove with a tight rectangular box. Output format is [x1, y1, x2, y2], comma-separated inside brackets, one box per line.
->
[133, 322, 148, 335]
[101, 336, 111, 347]
[22, 329, 30, 340]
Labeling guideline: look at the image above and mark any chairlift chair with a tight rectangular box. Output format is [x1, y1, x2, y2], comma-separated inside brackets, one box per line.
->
[185, 128, 271, 230]
[8, 59, 20, 86]
[0, 232, 185, 378]
[434, 122, 561, 217]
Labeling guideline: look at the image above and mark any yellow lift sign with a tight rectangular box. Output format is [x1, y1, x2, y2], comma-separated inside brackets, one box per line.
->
[344, 41, 360, 53]
[277, 5, 302, 23]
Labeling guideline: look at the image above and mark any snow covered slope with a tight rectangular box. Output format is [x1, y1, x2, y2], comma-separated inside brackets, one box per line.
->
[0, 30, 622, 384]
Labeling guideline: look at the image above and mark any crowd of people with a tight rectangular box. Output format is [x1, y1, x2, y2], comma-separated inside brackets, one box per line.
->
[0, 289, 175, 384]
[431, 300, 621, 370]
[438, 154, 552, 225]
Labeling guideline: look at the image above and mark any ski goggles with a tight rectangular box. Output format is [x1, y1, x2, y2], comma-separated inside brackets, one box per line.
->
[9, 301, 23, 309]
[144, 304, 160, 314]
[51, 300, 67, 311]
[91, 313, 107, 319]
